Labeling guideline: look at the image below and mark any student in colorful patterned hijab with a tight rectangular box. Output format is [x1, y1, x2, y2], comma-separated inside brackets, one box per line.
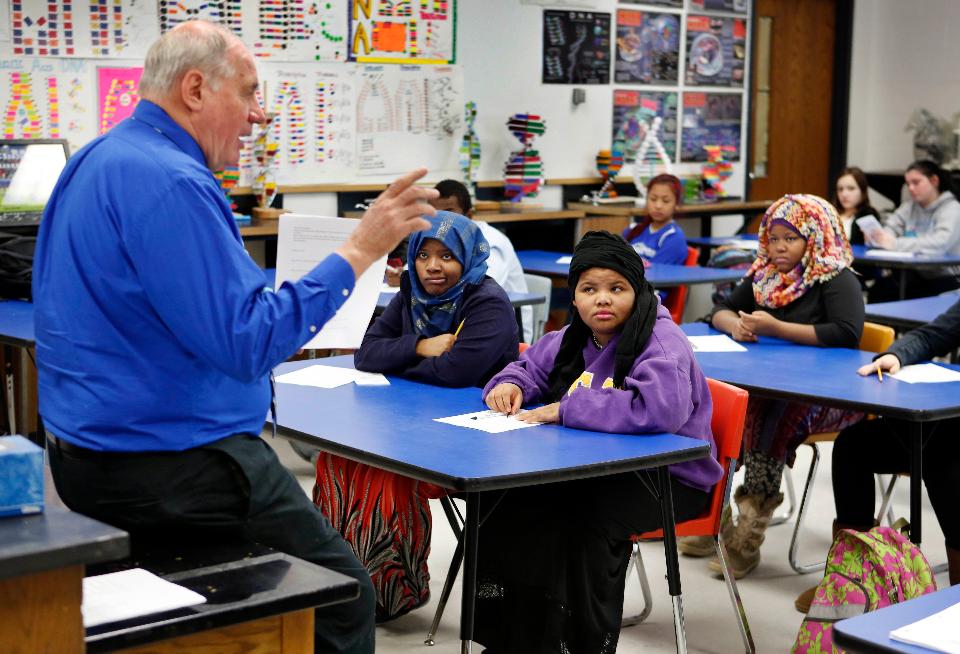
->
[680, 194, 866, 580]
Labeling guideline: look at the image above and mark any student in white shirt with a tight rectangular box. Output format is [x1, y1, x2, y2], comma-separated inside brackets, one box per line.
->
[432, 179, 533, 342]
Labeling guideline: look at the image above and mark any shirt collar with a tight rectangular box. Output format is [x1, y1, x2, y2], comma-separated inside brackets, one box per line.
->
[132, 100, 208, 169]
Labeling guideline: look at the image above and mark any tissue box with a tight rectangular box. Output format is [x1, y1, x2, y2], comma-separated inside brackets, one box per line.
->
[0, 435, 44, 517]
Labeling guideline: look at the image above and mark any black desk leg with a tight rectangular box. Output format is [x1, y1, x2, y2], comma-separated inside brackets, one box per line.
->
[910, 422, 923, 544]
[899, 269, 907, 301]
[514, 307, 524, 343]
[657, 466, 688, 654]
[460, 491, 480, 653]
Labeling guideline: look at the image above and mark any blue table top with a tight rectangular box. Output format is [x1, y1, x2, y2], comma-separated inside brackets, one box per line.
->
[682, 322, 960, 422]
[686, 235, 960, 269]
[273, 357, 711, 492]
[865, 292, 960, 330]
[0, 299, 35, 346]
[834, 585, 960, 654]
[517, 250, 744, 286]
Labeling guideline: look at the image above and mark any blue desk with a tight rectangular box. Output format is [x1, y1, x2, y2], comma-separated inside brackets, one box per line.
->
[834, 585, 960, 653]
[687, 236, 960, 299]
[682, 322, 960, 544]
[517, 249, 744, 286]
[273, 356, 710, 650]
[865, 292, 960, 330]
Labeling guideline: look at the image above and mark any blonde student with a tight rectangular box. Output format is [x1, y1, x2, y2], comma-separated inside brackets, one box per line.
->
[474, 231, 722, 653]
[313, 211, 518, 622]
[680, 194, 865, 579]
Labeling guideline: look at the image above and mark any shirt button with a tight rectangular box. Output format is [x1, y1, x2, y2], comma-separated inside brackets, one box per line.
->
[342, 288, 349, 297]
[309, 325, 317, 333]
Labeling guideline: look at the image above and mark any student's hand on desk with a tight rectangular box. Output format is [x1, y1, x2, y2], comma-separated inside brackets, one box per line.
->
[485, 383, 523, 415]
[729, 317, 758, 342]
[858, 354, 901, 376]
[737, 310, 778, 337]
[416, 334, 457, 358]
[515, 402, 560, 424]
[865, 228, 896, 250]
[337, 168, 439, 277]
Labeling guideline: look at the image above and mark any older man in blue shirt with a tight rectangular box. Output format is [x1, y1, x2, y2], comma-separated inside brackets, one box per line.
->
[34, 21, 435, 654]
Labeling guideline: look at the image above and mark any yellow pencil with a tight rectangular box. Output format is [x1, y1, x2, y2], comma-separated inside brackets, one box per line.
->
[454, 320, 465, 337]
[877, 367, 883, 383]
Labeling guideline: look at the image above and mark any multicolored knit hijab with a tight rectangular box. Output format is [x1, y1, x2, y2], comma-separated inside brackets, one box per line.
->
[746, 194, 853, 309]
[407, 211, 490, 337]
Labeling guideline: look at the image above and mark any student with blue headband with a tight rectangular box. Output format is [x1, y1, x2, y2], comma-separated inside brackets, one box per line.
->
[314, 211, 519, 621]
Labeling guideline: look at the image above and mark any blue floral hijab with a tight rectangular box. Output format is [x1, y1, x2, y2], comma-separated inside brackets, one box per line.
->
[407, 211, 490, 336]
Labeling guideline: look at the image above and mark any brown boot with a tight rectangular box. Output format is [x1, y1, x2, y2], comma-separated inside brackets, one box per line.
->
[947, 545, 960, 586]
[708, 487, 783, 579]
[794, 520, 875, 613]
[679, 505, 732, 557]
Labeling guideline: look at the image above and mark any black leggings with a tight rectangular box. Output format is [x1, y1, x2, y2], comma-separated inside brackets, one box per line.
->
[832, 417, 960, 550]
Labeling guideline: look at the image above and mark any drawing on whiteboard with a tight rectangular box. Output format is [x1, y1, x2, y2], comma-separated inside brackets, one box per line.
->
[314, 73, 354, 166]
[268, 79, 307, 166]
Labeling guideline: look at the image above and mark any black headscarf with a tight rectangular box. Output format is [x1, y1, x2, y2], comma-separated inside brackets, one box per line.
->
[546, 231, 659, 401]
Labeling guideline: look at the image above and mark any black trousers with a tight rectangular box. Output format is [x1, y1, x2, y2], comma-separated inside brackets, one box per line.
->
[833, 418, 960, 550]
[867, 270, 960, 303]
[48, 433, 376, 654]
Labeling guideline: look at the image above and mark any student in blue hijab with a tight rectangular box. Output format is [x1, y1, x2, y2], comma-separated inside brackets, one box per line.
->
[315, 210, 519, 621]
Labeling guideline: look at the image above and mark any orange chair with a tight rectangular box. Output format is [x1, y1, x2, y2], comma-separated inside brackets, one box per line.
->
[663, 246, 700, 324]
[778, 322, 895, 574]
[518, 342, 530, 354]
[624, 378, 755, 653]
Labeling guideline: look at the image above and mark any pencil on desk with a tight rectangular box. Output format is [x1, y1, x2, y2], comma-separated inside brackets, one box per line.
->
[454, 320, 465, 337]
[877, 367, 883, 383]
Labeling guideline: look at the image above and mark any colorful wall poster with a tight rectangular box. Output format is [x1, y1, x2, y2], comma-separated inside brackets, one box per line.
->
[689, 0, 748, 14]
[542, 10, 611, 85]
[254, 63, 356, 183]
[349, 0, 457, 65]
[355, 64, 462, 174]
[680, 91, 741, 162]
[245, 0, 348, 61]
[684, 14, 745, 87]
[614, 9, 679, 85]
[612, 89, 677, 162]
[0, 58, 97, 153]
[97, 66, 141, 134]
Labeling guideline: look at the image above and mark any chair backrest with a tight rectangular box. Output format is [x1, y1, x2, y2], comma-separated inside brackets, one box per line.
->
[859, 321, 895, 353]
[662, 246, 700, 324]
[518, 342, 530, 354]
[523, 273, 552, 343]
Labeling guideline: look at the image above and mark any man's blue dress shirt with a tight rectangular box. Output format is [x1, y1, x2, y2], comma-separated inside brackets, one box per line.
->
[33, 101, 356, 451]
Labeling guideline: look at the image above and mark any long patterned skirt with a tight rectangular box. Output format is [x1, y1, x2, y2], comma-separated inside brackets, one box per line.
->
[743, 397, 865, 464]
[313, 452, 446, 622]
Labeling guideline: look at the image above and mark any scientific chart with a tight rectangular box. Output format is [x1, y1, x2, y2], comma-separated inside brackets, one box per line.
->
[542, 10, 611, 85]
[680, 91, 741, 162]
[349, 0, 457, 65]
[614, 8, 679, 85]
[244, 0, 348, 61]
[355, 63, 461, 175]
[612, 89, 677, 162]
[684, 14, 745, 87]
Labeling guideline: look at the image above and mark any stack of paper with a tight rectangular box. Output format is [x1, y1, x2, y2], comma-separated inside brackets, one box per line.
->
[275, 365, 390, 388]
[83, 568, 207, 628]
[890, 364, 960, 384]
[556, 256, 573, 264]
[434, 410, 540, 434]
[686, 335, 748, 352]
[889, 600, 960, 653]
[865, 249, 915, 259]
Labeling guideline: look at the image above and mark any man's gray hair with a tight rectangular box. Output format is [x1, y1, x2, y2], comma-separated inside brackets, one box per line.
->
[139, 21, 240, 99]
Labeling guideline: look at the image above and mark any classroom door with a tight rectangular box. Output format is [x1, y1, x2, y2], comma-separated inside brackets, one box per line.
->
[748, 0, 842, 201]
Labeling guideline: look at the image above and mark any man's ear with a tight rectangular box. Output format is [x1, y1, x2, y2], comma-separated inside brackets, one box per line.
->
[180, 69, 205, 112]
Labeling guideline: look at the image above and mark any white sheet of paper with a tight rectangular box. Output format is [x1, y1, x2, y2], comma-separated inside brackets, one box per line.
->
[434, 410, 540, 434]
[276, 215, 386, 349]
[353, 371, 391, 386]
[855, 215, 883, 234]
[889, 600, 960, 654]
[82, 568, 207, 628]
[865, 249, 915, 259]
[380, 284, 400, 294]
[687, 335, 748, 352]
[890, 363, 960, 384]
[556, 256, 572, 264]
[725, 239, 758, 250]
[275, 364, 364, 389]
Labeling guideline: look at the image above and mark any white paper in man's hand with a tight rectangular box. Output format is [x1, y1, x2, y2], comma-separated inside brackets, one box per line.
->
[276, 215, 386, 349]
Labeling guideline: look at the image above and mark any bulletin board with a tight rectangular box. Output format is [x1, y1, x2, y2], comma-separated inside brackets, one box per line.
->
[0, 0, 463, 184]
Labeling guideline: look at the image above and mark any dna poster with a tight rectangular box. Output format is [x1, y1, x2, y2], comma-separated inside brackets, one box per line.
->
[349, 0, 457, 65]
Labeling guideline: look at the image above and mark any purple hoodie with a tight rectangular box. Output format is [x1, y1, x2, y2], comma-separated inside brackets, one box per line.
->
[483, 304, 723, 492]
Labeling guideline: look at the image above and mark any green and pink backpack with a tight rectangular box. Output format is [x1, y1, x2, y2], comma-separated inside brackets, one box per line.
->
[792, 526, 937, 653]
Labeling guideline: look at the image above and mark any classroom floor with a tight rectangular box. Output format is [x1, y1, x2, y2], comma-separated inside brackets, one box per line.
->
[271, 434, 951, 654]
